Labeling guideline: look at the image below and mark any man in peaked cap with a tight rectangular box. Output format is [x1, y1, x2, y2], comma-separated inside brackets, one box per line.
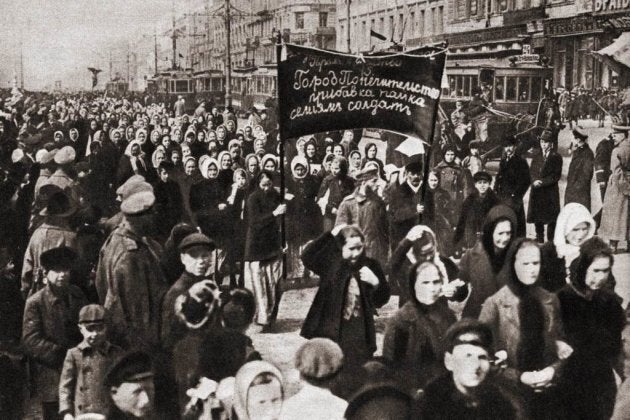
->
[566, 124, 595, 211]
[416, 319, 518, 419]
[103, 175, 148, 234]
[280, 338, 348, 420]
[95, 182, 167, 353]
[22, 246, 88, 420]
[105, 351, 156, 419]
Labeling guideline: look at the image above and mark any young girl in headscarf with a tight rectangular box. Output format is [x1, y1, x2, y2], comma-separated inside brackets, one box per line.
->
[117, 140, 150, 186]
[362, 142, 385, 179]
[480, 238, 567, 420]
[348, 150, 363, 179]
[225, 169, 249, 288]
[217, 150, 235, 193]
[286, 156, 322, 280]
[539, 202, 596, 292]
[229, 361, 284, 420]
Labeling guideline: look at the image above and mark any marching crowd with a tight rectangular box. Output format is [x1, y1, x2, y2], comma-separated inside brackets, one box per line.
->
[0, 88, 629, 419]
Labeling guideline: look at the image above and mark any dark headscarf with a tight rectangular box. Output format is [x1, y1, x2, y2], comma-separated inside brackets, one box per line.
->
[502, 238, 546, 371]
[481, 205, 517, 273]
[569, 237, 614, 298]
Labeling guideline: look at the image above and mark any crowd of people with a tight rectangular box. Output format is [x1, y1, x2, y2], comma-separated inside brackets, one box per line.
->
[0, 87, 629, 419]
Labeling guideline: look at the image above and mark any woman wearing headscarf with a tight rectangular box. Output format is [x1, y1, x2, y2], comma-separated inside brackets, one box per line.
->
[244, 171, 285, 328]
[116, 140, 150, 186]
[190, 157, 230, 278]
[459, 204, 517, 318]
[362, 142, 385, 179]
[305, 138, 320, 166]
[382, 260, 457, 394]
[557, 237, 625, 420]
[224, 119, 237, 142]
[348, 150, 363, 179]
[225, 168, 250, 288]
[217, 150, 235, 193]
[599, 137, 630, 253]
[150, 145, 167, 181]
[480, 238, 567, 420]
[244, 154, 261, 193]
[144, 128, 160, 157]
[229, 361, 284, 420]
[422, 169, 456, 257]
[178, 156, 200, 223]
[433, 145, 474, 229]
[286, 156, 322, 280]
[216, 125, 229, 152]
[539, 202, 596, 293]
[317, 156, 356, 232]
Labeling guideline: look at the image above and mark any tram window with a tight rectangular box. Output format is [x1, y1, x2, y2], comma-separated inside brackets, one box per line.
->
[175, 80, 189, 92]
[506, 77, 517, 101]
[463, 76, 470, 98]
[531, 77, 542, 101]
[470, 76, 478, 92]
[518, 77, 530, 102]
[449, 76, 456, 97]
[495, 76, 505, 100]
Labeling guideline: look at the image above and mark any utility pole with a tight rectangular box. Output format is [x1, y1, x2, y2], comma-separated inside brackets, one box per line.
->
[127, 43, 130, 84]
[172, 0, 177, 69]
[346, 0, 351, 52]
[224, 0, 232, 108]
[109, 50, 113, 81]
[19, 39, 24, 89]
[154, 29, 159, 75]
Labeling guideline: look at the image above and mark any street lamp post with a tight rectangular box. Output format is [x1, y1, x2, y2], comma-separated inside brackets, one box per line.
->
[224, 0, 232, 108]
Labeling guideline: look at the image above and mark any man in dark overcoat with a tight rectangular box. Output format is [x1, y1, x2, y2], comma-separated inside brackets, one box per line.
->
[565, 126, 594, 211]
[494, 136, 530, 237]
[527, 130, 562, 242]
[386, 161, 424, 252]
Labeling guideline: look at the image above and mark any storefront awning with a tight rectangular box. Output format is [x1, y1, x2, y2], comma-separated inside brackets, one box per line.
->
[592, 32, 630, 71]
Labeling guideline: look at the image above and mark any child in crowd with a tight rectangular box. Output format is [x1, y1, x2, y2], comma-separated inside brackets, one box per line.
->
[58, 304, 123, 419]
[454, 171, 499, 252]
[461, 140, 485, 176]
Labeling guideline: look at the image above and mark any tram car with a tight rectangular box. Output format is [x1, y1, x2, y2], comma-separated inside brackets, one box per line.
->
[147, 69, 225, 109]
[105, 79, 129, 96]
[439, 62, 554, 160]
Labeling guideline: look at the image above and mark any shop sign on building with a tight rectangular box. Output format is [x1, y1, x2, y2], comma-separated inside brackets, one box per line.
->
[515, 44, 540, 64]
[594, 0, 630, 13]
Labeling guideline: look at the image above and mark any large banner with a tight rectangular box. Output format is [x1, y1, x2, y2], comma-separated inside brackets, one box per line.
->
[278, 44, 447, 143]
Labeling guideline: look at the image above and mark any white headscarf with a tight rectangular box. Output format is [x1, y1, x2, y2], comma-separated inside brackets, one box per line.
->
[553, 202, 596, 265]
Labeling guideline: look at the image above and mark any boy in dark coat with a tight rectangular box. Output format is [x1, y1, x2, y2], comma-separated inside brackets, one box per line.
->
[454, 171, 499, 251]
[565, 126, 594, 211]
[386, 161, 424, 252]
[527, 130, 562, 242]
[417, 319, 520, 420]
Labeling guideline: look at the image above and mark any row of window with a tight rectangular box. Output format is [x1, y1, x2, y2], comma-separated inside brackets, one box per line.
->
[444, 74, 544, 102]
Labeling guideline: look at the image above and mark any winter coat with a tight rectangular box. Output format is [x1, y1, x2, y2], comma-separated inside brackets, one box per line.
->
[527, 149, 562, 224]
[495, 154, 530, 236]
[22, 286, 87, 402]
[21, 222, 78, 296]
[418, 374, 520, 420]
[153, 179, 184, 240]
[244, 188, 282, 262]
[454, 189, 500, 249]
[557, 286, 625, 419]
[382, 299, 456, 392]
[594, 137, 615, 184]
[600, 141, 630, 242]
[300, 232, 390, 354]
[335, 189, 389, 268]
[422, 187, 455, 257]
[95, 220, 167, 351]
[565, 144, 594, 211]
[386, 182, 423, 248]
[317, 174, 355, 230]
[433, 161, 473, 226]
[479, 285, 564, 383]
[286, 175, 322, 245]
[58, 341, 123, 416]
[459, 205, 517, 318]
[189, 178, 229, 246]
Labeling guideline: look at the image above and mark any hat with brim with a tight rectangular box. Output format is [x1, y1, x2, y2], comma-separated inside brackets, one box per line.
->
[40, 246, 77, 271]
[116, 174, 146, 197]
[502, 135, 518, 147]
[121, 188, 156, 215]
[40, 190, 78, 217]
[345, 384, 413, 420]
[356, 165, 379, 181]
[79, 304, 106, 325]
[539, 130, 553, 142]
[473, 171, 492, 183]
[178, 233, 215, 253]
[295, 338, 344, 381]
[572, 126, 588, 140]
[105, 351, 154, 388]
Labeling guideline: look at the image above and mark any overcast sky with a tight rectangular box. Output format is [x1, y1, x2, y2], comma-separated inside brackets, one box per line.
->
[0, 0, 187, 90]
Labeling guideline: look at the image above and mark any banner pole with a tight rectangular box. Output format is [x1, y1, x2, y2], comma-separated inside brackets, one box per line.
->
[271, 31, 285, 323]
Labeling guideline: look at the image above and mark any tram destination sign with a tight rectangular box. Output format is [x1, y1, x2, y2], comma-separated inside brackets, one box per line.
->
[515, 44, 540, 64]
[278, 43, 446, 142]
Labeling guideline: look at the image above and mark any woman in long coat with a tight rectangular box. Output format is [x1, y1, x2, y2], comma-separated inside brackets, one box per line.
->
[423, 170, 455, 257]
[301, 225, 390, 370]
[557, 237, 625, 419]
[382, 260, 456, 394]
[244, 171, 285, 327]
[599, 138, 630, 252]
[459, 204, 517, 318]
[285, 156, 322, 279]
[480, 238, 567, 420]
[317, 156, 355, 232]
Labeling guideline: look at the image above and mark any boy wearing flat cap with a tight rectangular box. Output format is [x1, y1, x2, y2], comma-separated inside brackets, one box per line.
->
[105, 351, 156, 419]
[22, 247, 88, 420]
[566, 125, 594, 211]
[280, 338, 348, 420]
[59, 304, 123, 419]
[454, 171, 499, 251]
[417, 319, 518, 420]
